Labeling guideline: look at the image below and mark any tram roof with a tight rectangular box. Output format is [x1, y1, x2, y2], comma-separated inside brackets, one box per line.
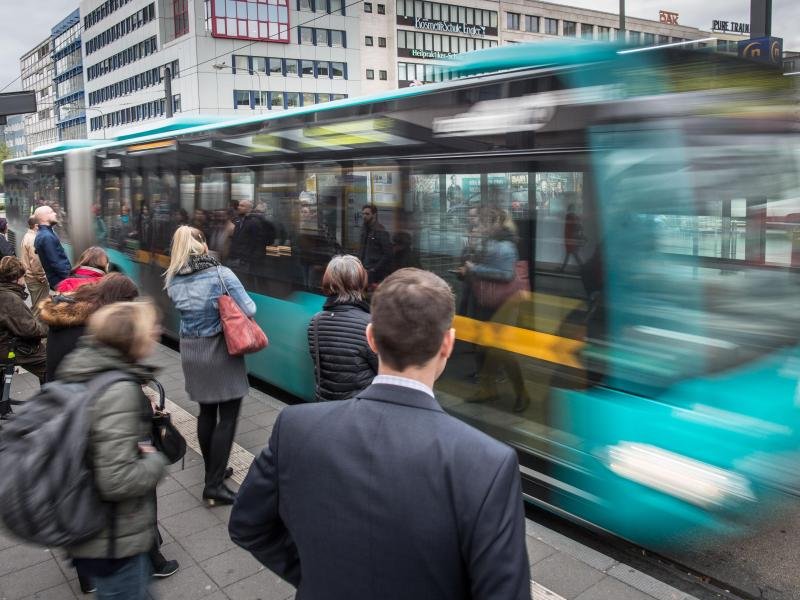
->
[2, 40, 724, 164]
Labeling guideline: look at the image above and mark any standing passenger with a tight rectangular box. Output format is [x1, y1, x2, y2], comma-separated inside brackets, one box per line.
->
[230, 268, 531, 600]
[61, 301, 167, 600]
[0, 218, 14, 258]
[165, 226, 255, 506]
[358, 204, 392, 285]
[33, 205, 71, 289]
[307, 256, 377, 402]
[20, 216, 50, 316]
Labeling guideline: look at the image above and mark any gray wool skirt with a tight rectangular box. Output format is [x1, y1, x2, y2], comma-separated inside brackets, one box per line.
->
[179, 333, 250, 404]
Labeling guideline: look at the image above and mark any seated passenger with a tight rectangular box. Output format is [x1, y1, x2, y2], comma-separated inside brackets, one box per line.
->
[0, 256, 48, 385]
[56, 246, 109, 293]
[308, 255, 377, 401]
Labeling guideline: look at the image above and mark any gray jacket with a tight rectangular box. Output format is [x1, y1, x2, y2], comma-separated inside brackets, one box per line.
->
[59, 338, 167, 559]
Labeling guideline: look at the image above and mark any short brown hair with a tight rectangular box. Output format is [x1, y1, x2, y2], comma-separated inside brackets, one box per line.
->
[0, 256, 25, 283]
[322, 255, 367, 303]
[370, 268, 454, 370]
[72, 246, 109, 272]
[87, 300, 158, 362]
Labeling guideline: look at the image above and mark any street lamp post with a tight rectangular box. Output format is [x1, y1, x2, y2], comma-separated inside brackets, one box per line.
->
[65, 104, 106, 139]
[619, 0, 625, 40]
[213, 61, 266, 108]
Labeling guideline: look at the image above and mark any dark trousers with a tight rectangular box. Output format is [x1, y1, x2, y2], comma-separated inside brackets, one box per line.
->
[198, 398, 242, 487]
[474, 305, 527, 402]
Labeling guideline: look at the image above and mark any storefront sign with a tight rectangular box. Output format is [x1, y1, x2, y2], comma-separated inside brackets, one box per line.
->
[659, 10, 679, 25]
[410, 48, 455, 59]
[712, 20, 749, 34]
[738, 36, 782, 65]
[414, 17, 486, 37]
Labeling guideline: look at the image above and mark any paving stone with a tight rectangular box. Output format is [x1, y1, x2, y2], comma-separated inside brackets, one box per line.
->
[532, 552, 606, 599]
[606, 564, 691, 600]
[170, 464, 206, 488]
[526, 520, 618, 572]
[21, 581, 78, 600]
[158, 488, 204, 519]
[239, 400, 274, 418]
[248, 409, 279, 429]
[149, 564, 220, 600]
[526, 534, 558, 566]
[157, 475, 183, 498]
[0, 529, 19, 552]
[234, 418, 262, 435]
[180, 523, 238, 564]
[201, 548, 265, 588]
[156, 540, 199, 574]
[0, 543, 54, 577]
[234, 428, 270, 451]
[575, 576, 657, 600]
[0, 558, 67, 598]
[222, 568, 295, 600]
[161, 506, 223, 540]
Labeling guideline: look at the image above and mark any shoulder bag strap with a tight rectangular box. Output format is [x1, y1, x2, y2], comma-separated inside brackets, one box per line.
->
[216, 266, 231, 296]
[312, 314, 322, 399]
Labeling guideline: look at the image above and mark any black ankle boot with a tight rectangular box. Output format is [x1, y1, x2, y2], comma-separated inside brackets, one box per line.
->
[202, 483, 236, 507]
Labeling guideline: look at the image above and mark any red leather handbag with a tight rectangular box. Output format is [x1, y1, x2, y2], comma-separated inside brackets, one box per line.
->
[217, 268, 268, 356]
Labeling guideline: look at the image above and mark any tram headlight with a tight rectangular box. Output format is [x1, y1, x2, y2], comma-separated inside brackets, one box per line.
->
[602, 442, 756, 508]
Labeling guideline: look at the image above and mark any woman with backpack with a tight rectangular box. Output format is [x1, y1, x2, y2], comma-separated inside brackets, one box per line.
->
[165, 226, 255, 506]
[40, 273, 139, 383]
[59, 300, 167, 599]
[55, 246, 110, 293]
[307, 255, 377, 401]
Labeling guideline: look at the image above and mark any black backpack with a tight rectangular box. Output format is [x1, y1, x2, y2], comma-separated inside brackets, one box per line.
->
[0, 370, 132, 547]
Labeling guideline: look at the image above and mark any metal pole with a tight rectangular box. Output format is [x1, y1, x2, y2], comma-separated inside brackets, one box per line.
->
[750, 0, 772, 38]
[619, 0, 625, 38]
[164, 66, 173, 119]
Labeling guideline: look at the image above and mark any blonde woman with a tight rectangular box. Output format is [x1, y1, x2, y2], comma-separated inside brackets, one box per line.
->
[165, 226, 255, 506]
[308, 255, 377, 401]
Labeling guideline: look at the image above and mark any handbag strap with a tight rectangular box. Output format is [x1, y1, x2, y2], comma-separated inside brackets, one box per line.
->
[312, 313, 322, 397]
[216, 266, 231, 296]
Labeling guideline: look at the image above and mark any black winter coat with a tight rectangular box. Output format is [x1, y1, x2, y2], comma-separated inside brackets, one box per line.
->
[307, 298, 377, 402]
[38, 294, 93, 381]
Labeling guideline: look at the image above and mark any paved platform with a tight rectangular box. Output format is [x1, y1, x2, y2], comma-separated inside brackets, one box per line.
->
[0, 344, 706, 600]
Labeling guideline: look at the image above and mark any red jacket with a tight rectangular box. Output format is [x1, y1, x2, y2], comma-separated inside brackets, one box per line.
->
[55, 267, 105, 293]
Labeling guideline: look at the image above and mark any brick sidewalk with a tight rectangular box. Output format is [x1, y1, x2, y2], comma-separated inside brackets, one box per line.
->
[0, 343, 706, 600]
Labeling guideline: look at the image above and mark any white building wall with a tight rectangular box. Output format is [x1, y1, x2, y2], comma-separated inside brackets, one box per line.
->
[21, 39, 58, 152]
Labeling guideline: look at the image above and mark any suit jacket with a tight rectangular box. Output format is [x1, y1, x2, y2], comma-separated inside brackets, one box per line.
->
[229, 383, 531, 600]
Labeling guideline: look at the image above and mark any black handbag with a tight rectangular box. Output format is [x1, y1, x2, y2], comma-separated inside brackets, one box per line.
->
[149, 379, 187, 466]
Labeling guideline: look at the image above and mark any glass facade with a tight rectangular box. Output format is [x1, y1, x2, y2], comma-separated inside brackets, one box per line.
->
[208, 0, 291, 43]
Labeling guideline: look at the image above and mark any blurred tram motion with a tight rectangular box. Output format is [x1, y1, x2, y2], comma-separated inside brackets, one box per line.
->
[4, 41, 800, 551]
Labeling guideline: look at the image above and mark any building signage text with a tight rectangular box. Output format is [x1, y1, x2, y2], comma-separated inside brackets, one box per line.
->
[659, 10, 679, 25]
[712, 20, 749, 34]
[414, 17, 486, 37]
[410, 48, 455, 59]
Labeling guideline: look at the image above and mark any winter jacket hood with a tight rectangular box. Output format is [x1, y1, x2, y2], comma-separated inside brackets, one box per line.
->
[60, 337, 166, 560]
[39, 294, 95, 328]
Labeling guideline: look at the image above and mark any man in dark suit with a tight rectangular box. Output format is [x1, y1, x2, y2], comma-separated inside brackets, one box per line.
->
[229, 268, 530, 600]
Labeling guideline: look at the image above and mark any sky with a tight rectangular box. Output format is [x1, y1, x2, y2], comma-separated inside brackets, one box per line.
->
[0, 0, 798, 94]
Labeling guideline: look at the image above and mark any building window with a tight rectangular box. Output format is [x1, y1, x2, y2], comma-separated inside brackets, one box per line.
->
[252, 56, 267, 73]
[628, 30, 641, 44]
[298, 0, 313, 10]
[233, 55, 249, 72]
[597, 26, 610, 40]
[581, 23, 593, 39]
[301, 60, 314, 76]
[269, 57, 283, 75]
[330, 30, 344, 47]
[544, 17, 558, 35]
[302, 92, 315, 106]
[331, 61, 345, 78]
[658, 34, 670, 45]
[285, 92, 300, 108]
[173, 0, 189, 37]
[524, 15, 539, 32]
[364, 2, 372, 12]
[563, 20, 576, 37]
[377, 3, 385, 13]
[210, 0, 290, 43]
[271, 91, 284, 108]
[300, 27, 314, 44]
[329, 0, 344, 13]
[286, 59, 299, 76]
[379, 70, 387, 80]
[317, 62, 330, 77]
[366, 69, 375, 79]
[234, 89, 251, 108]
[643, 32, 655, 45]
[378, 37, 386, 47]
[506, 12, 520, 30]
[365, 35, 373, 46]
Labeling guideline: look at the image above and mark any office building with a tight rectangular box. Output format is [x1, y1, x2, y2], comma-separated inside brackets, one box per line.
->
[21, 39, 57, 151]
[53, 10, 88, 141]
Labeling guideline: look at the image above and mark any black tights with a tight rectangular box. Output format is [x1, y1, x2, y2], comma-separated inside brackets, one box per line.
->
[197, 399, 242, 487]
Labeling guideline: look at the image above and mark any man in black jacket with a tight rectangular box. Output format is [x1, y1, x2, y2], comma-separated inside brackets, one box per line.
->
[0, 219, 14, 258]
[230, 268, 531, 600]
[358, 204, 391, 284]
[229, 200, 275, 266]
